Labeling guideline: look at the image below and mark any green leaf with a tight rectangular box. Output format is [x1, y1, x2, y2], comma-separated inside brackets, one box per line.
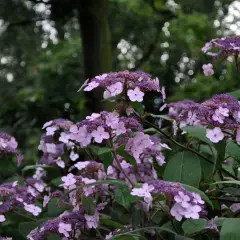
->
[226, 141, 240, 164]
[183, 184, 213, 208]
[19, 221, 40, 237]
[213, 140, 226, 173]
[182, 219, 207, 235]
[211, 180, 240, 186]
[228, 90, 240, 99]
[48, 198, 63, 217]
[114, 187, 140, 209]
[116, 145, 137, 168]
[99, 151, 113, 172]
[47, 234, 62, 240]
[100, 219, 125, 229]
[163, 151, 201, 187]
[89, 145, 113, 155]
[183, 126, 212, 145]
[220, 218, 240, 239]
[82, 196, 96, 215]
[131, 102, 144, 115]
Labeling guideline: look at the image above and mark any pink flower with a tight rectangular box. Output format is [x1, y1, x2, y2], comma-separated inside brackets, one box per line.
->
[70, 151, 79, 161]
[131, 183, 155, 204]
[75, 161, 90, 170]
[105, 232, 113, 239]
[0, 215, 6, 222]
[86, 113, 101, 121]
[91, 126, 110, 143]
[45, 143, 57, 154]
[174, 191, 190, 208]
[24, 204, 42, 216]
[192, 193, 204, 204]
[42, 120, 53, 129]
[202, 42, 212, 53]
[61, 173, 76, 189]
[43, 195, 50, 208]
[95, 73, 108, 80]
[56, 157, 65, 168]
[82, 177, 96, 196]
[58, 222, 72, 237]
[105, 112, 119, 128]
[84, 81, 99, 91]
[206, 127, 224, 143]
[202, 63, 214, 76]
[59, 132, 71, 144]
[46, 126, 58, 136]
[106, 82, 123, 97]
[84, 211, 99, 229]
[70, 125, 92, 147]
[113, 122, 126, 136]
[161, 86, 166, 102]
[127, 87, 144, 102]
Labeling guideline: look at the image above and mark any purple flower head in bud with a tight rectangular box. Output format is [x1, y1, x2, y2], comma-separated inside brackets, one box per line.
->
[202, 36, 240, 71]
[82, 71, 162, 102]
[0, 132, 19, 157]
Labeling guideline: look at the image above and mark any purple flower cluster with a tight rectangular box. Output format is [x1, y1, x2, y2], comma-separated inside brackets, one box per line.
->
[83, 70, 164, 102]
[202, 36, 240, 58]
[147, 180, 205, 221]
[202, 36, 240, 72]
[168, 94, 240, 143]
[0, 179, 44, 222]
[0, 132, 22, 164]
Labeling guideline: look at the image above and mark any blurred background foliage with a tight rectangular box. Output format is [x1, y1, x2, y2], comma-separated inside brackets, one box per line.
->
[0, 0, 240, 165]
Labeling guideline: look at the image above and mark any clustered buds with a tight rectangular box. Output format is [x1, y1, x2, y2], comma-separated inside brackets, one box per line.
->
[202, 36, 240, 73]
[83, 70, 164, 102]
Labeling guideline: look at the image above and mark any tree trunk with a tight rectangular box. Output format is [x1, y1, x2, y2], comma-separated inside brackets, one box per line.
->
[78, 0, 112, 112]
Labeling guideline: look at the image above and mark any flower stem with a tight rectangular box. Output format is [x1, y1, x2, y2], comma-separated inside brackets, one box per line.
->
[109, 138, 134, 188]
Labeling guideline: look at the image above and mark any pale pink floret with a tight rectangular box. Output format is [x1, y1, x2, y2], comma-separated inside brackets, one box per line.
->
[127, 87, 145, 102]
[0, 214, 6, 222]
[84, 81, 99, 91]
[91, 126, 110, 143]
[58, 222, 72, 237]
[202, 63, 214, 76]
[206, 127, 224, 143]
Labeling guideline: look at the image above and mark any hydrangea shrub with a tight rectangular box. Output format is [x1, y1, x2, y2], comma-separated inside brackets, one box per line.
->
[1, 37, 240, 239]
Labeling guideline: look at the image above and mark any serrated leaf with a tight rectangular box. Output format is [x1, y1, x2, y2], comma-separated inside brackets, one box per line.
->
[117, 145, 137, 168]
[220, 218, 240, 239]
[183, 126, 212, 145]
[182, 219, 207, 235]
[183, 184, 213, 208]
[114, 187, 140, 209]
[163, 151, 201, 188]
[226, 141, 240, 164]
